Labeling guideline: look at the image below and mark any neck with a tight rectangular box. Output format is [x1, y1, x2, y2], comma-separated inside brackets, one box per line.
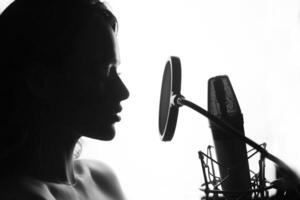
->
[24, 127, 80, 185]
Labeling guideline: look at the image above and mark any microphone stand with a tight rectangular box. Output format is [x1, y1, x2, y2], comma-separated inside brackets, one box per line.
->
[173, 94, 300, 195]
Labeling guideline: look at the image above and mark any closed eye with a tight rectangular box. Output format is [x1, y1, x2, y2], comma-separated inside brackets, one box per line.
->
[107, 65, 121, 78]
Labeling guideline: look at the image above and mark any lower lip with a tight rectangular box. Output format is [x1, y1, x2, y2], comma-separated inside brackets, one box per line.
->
[112, 114, 121, 122]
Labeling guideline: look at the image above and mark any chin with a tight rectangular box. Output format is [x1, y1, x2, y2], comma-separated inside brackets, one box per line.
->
[84, 124, 116, 141]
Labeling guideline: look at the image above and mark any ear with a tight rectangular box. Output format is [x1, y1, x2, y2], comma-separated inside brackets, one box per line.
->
[25, 64, 58, 100]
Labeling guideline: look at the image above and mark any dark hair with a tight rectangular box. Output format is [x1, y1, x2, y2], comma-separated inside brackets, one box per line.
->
[0, 0, 117, 159]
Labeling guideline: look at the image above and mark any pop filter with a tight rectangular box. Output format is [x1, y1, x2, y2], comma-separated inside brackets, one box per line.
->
[158, 56, 182, 141]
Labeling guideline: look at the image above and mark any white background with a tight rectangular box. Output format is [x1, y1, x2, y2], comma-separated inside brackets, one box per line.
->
[2, 0, 300, 199]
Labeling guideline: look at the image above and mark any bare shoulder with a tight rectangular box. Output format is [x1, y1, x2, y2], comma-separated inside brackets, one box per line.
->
[0, 177, 55, 200]
[75, 159, 125, 200]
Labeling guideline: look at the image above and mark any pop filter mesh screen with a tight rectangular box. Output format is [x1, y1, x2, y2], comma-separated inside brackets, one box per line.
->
[159, 62, 171, 135]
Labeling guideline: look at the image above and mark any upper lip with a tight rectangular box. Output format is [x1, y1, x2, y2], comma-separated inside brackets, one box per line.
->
[112, 105, 122, 113]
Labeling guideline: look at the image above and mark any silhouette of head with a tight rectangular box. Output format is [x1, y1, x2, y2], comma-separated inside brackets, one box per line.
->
[0, 0, 129, 158]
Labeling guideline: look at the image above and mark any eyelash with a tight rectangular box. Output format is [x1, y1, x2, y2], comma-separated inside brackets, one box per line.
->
[107, 66, 121, 77]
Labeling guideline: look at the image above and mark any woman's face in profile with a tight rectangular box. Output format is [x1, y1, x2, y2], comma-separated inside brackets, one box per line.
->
[55, 16, 129, 140]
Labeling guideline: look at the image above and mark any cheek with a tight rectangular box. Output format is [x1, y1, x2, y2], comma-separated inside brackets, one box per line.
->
[56, 68, 114, 113]
[64, 72, 106, 100]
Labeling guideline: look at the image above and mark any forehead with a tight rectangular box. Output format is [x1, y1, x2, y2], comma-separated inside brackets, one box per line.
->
[73, 16, 120, 66]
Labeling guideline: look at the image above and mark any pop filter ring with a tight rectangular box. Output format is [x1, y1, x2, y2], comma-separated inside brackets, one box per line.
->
[158, 56, 181, 141]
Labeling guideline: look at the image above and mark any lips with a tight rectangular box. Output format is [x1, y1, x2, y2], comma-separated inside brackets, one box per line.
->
[109, 105, 122, 122]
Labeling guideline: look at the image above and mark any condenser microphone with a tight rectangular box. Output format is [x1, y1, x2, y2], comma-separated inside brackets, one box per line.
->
[208, 75, 251, 197]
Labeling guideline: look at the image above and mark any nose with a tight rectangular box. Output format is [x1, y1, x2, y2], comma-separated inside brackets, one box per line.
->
[116, 75, 130, 101]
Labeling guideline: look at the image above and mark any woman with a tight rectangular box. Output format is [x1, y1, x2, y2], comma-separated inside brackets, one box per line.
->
[0, 0, 129, 199]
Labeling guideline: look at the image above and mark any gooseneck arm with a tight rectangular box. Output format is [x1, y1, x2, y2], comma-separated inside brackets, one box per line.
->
[174, 94, 300, 190]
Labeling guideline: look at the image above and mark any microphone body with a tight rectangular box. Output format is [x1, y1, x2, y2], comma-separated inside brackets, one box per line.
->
[208, 76, 251, 198]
